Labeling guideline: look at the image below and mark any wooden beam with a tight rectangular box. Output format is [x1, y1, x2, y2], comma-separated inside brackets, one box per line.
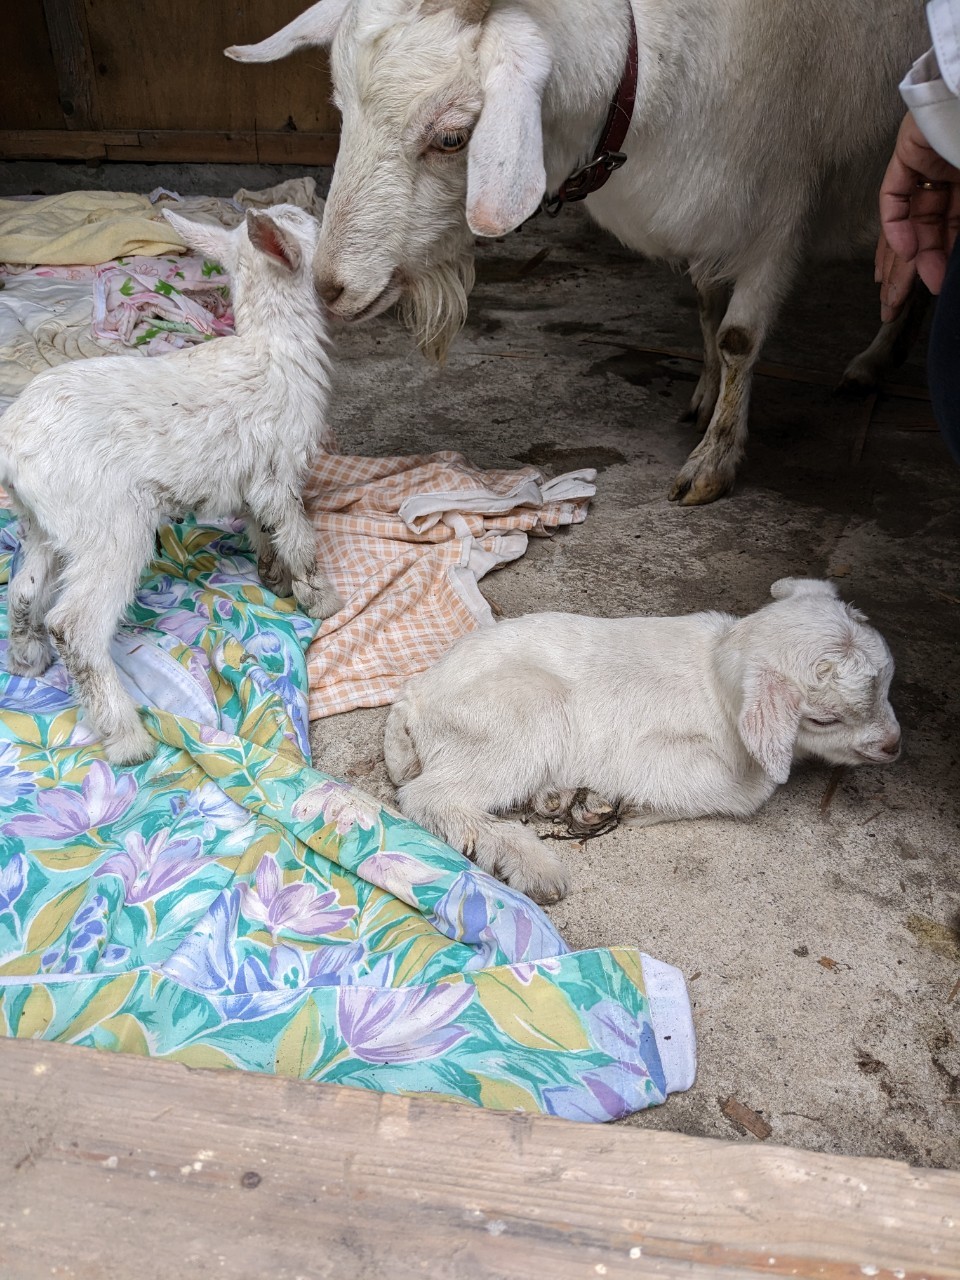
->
[0, 129, 338, 165]
[1, 1038, 958, 1280]
[40, 0, 101, 130]
[0, 129, 106, 159]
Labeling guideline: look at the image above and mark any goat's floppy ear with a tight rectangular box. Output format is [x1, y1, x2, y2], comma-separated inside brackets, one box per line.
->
[770, 578, 839, 602]
[246, 212, 302, 273]
[162, 210, 234, 263]
[225, 0, 350, 62]
[466, 11, 551, 237]
[738, 666, 802, 786]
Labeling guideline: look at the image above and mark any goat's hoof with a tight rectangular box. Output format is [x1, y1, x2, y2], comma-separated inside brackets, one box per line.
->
[260, 565, 294, 597]
[293, 577, 344, 621]
[568, 790, 618, 836]
[7, 633, 56, 678]
[531, 788, 576, 820]
[511, 866, 569, 906]
[101, 719, 155, 767]
[835, 361, 879, 397]
[668, 464, 734, 506]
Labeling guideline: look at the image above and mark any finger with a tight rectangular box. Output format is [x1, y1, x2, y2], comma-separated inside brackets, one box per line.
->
[875, 232, 890, 284]
[879, 114, 960, 262]
[880, 246, 917, 323]
[879, 153, 921, 261]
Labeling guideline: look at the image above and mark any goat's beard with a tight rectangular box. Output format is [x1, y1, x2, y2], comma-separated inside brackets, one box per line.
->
[398, 250, 476, 365]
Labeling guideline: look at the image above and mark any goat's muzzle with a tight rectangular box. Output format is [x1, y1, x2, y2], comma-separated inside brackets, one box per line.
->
[856, 729, 902, 764]
[313, 269, 403, 324]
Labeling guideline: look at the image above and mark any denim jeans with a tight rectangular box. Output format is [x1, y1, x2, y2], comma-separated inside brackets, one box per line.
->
[929, 234, 960, 463]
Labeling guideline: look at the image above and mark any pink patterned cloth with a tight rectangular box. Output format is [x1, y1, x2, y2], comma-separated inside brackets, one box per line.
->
[91, 254, 234, 355]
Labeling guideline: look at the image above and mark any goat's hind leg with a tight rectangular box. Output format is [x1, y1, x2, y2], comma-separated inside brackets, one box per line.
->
[669, 255, 795, 506]
[7, 518, 59, 677]
[838, 283, 930, 394]
[681, 277, 730, 431]
[531, 786, 618, 836]
[46, 531, 155, 765]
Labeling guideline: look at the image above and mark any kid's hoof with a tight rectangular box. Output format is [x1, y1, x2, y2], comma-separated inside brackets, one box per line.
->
[568, 790, 619, 836]
[293, 576, 344, 621]
[7, 632, 56, 678]
[102, 719, 155, 767]
[522, 870, 569, 906]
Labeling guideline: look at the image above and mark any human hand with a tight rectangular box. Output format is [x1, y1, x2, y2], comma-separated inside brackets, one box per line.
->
[877, 111, 960, 321]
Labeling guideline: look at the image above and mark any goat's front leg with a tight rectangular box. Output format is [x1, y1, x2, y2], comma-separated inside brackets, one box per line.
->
[682, 278, 730, 432]
[244, 515, 293, 598]
[256, 491, 342, 621]
[669, 258, 794, 506]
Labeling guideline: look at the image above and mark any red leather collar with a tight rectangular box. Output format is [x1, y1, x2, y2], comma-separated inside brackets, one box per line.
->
[543, 7, 639, 215]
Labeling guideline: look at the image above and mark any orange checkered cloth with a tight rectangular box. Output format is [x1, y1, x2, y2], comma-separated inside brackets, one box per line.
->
[304, 451, 597, 719]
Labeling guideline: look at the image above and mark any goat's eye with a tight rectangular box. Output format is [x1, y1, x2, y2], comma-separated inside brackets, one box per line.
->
[431, 130, 470, 154]
[807, 716, 841, 728]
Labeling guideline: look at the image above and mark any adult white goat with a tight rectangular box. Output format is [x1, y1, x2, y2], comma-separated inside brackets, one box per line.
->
[1, 205, 341, 766]
[227, 0, 929, 505]
[384, 579, 901, 903]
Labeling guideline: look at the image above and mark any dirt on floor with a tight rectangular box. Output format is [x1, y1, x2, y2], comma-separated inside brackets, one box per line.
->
[5, 161, 959, 1168]
[311, 203, 960, 1170]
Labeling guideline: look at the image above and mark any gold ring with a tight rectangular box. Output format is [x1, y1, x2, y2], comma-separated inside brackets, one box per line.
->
[916, 179, 949, 191]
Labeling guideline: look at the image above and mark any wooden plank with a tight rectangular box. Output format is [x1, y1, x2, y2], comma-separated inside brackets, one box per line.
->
[84, 0, 339, 135]
[41, 0, 101, 130]
[0, 130, 111, 160]
[105, 130, 338, 165]
[0, 0, 66, 130]
[255, 129, 339, 165]
[0, 129, 337, 164]
[1, 1038, 958, 1280]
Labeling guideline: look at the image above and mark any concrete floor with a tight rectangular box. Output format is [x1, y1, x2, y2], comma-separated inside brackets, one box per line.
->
[4, 162, 959, 1168]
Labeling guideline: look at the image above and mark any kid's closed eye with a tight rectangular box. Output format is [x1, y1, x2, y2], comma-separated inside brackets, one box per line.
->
[806, 716, 841, 727]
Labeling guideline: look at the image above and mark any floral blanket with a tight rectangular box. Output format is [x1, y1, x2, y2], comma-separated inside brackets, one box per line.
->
[0, 510, 693, 1120]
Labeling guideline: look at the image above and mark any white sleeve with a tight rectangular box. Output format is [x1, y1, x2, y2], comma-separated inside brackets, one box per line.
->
[928, 0, 960, 93]
[900, 0, 960, 169]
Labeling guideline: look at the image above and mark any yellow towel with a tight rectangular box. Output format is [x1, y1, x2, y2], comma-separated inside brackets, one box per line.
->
[0, 191, 186, 265]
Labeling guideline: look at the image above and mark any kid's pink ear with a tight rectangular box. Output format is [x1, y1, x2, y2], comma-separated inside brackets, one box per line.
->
[246, 212, 302, 273]
[738, 665, 802, 785]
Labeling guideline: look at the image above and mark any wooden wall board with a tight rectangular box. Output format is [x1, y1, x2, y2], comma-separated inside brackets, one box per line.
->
[0, 0, 65, 131]
[2, 1, 339, 164]
[2, 1037, 958, 1280]
[0, 129, 337, 164]
[82, 0, 338, 135]
[41, 0, 101, 130]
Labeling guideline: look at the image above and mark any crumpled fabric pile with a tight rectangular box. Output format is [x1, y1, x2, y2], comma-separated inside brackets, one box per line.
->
[0, 177, 322, 409]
